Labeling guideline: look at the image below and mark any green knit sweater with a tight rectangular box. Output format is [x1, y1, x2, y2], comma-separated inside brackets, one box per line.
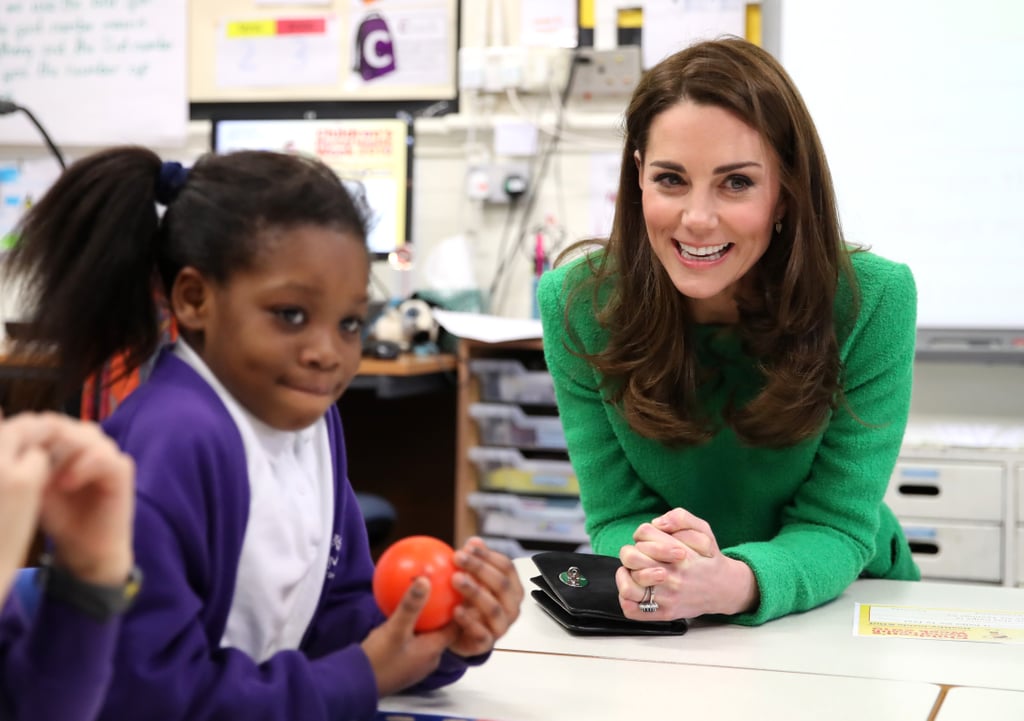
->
[537, 250, 921, 625]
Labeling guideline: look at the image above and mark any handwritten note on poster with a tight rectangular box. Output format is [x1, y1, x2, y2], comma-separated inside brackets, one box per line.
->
[216, 16, 340, 89]
[0, 0, 187, 147]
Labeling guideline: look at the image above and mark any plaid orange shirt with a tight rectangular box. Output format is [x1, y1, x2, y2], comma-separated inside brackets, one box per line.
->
[80, 304, 178, 422]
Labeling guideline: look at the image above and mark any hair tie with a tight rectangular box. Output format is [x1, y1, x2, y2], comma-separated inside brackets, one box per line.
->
[155, 161, 189, 206]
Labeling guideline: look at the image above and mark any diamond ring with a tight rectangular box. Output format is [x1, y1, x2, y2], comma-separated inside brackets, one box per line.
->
[639, 585, 658, 613]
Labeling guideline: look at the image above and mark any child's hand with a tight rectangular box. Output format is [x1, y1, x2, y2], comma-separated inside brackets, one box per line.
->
[32, 413, 136, 586]
[0, 411, 136, 595]
[0, 413, 52, 598]
[447, 538, 523, 658]
[361, 577, 457, 696]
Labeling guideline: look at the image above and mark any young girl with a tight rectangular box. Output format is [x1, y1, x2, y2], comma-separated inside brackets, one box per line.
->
[1, 147, 523, 720]
[0, 411, 137, 721]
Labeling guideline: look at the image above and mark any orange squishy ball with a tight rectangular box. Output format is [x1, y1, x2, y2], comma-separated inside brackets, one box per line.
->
[373, 535, 462, 632]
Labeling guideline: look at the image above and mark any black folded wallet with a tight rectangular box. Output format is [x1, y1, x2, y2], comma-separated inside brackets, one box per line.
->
[530, 551, 687, 636]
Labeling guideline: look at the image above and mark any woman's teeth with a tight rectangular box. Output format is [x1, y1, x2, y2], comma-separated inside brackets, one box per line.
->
[675, 241, 732, 261]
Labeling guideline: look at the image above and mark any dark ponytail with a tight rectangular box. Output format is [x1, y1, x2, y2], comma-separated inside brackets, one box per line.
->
[3, 146, 163, 396]
[4, 146, 368, 401]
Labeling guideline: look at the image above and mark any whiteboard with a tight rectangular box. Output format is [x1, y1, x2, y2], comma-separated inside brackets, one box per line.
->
[188, 0, 457, 103]
[0, 0, 187, 147]
[771, 0, 1024, 330]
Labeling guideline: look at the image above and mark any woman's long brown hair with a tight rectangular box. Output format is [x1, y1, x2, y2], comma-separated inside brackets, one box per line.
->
[560, 38, 857, 448]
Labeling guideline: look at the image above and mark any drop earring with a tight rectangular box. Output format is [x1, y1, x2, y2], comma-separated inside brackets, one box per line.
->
[774, 220, 782, 234]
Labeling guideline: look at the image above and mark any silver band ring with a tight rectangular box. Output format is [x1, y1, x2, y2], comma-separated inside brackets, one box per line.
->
[639, 585, 658, 613]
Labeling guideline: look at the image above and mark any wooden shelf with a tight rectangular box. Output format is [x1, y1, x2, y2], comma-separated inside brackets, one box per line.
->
[1, 345, 456, 379]
[357, 353, 457, 377]
[0, 342, 59, 379]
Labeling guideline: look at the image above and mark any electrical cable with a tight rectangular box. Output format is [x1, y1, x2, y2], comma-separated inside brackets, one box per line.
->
[486, 51, 586, 313]
[504, 85, 614, 148]
[484, 195, 523, 311]
[0, 101, 67, 170]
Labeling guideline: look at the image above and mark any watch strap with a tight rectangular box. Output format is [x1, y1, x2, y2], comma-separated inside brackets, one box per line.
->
[35, 556, 142, 622]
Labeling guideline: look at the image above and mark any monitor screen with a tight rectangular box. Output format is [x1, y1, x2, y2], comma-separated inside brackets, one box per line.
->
[212, 117, 412, 258]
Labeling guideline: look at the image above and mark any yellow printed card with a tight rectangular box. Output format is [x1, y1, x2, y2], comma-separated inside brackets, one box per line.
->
[854, 603, 1024, 644]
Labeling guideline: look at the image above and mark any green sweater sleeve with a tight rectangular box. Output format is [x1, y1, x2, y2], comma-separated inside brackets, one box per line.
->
[537, 265, 666, 552]
[724, 260, 918, 624]
[538, 253, 918, 626]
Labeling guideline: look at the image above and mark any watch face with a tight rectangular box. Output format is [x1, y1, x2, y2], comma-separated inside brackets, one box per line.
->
[124, 567, 143, 603]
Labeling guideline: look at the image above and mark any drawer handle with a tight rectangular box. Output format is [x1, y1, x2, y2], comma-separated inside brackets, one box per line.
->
[908, 541, 940, 555]
[897, 484, 940, 496]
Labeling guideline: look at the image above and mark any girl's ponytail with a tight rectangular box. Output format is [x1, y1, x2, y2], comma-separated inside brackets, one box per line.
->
[4, 145, 165, 396]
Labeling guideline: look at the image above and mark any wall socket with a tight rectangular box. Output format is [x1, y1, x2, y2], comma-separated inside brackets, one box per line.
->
[466, 162, 531, 204]
[570, 46, 643, 101]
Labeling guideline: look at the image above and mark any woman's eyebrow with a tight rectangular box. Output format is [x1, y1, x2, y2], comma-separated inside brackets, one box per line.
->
[649, 160, 762, 174]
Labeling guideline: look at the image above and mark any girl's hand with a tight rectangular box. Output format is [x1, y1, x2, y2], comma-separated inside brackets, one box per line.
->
[362, 577, 458, 696]
[446, 538, 523, 658]
[616, 507, 759, 620]
[0, 414, 52, 599]
[29, 413, 136, 586]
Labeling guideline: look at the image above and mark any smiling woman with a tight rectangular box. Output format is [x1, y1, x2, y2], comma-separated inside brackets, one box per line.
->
[538, 37, 919, 628]
[636, 102, 784, 324]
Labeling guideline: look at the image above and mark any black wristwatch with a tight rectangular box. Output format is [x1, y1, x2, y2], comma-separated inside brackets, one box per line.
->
[35, 555, 143, 622]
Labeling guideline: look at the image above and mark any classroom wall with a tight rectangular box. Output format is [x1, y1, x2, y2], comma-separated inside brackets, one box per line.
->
[3, 2, 1024, 423]
[0, 107, 620, 329]
[0, 1, 622, 326]
[768, 0, 1024, 332]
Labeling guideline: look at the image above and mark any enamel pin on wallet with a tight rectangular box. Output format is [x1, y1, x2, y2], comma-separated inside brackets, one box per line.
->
[530, 551, 688, 636]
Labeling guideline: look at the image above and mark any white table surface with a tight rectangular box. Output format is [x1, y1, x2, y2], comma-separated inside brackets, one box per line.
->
[935, 687, 1024, 720]
[502, 558, 1024, 691]
[379, 649, 941, 721]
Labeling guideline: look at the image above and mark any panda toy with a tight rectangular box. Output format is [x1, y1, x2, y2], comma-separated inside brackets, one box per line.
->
[370, 298, 439, 353]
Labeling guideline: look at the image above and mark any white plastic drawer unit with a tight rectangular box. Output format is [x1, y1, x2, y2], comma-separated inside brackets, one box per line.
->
[468, 403, 566, 451]
[468, 446, 579, 496]
[469, 359, 557, 405]
[885, 461, 1004, 522]
[901, 522, 1002, 583]
[468, 492, 588, 544]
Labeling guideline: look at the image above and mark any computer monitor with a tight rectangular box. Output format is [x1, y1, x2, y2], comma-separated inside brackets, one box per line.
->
[211, 116, 413, 259]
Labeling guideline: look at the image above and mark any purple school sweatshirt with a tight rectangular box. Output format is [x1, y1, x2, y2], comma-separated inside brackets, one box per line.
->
[2, 352, 471, 721]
